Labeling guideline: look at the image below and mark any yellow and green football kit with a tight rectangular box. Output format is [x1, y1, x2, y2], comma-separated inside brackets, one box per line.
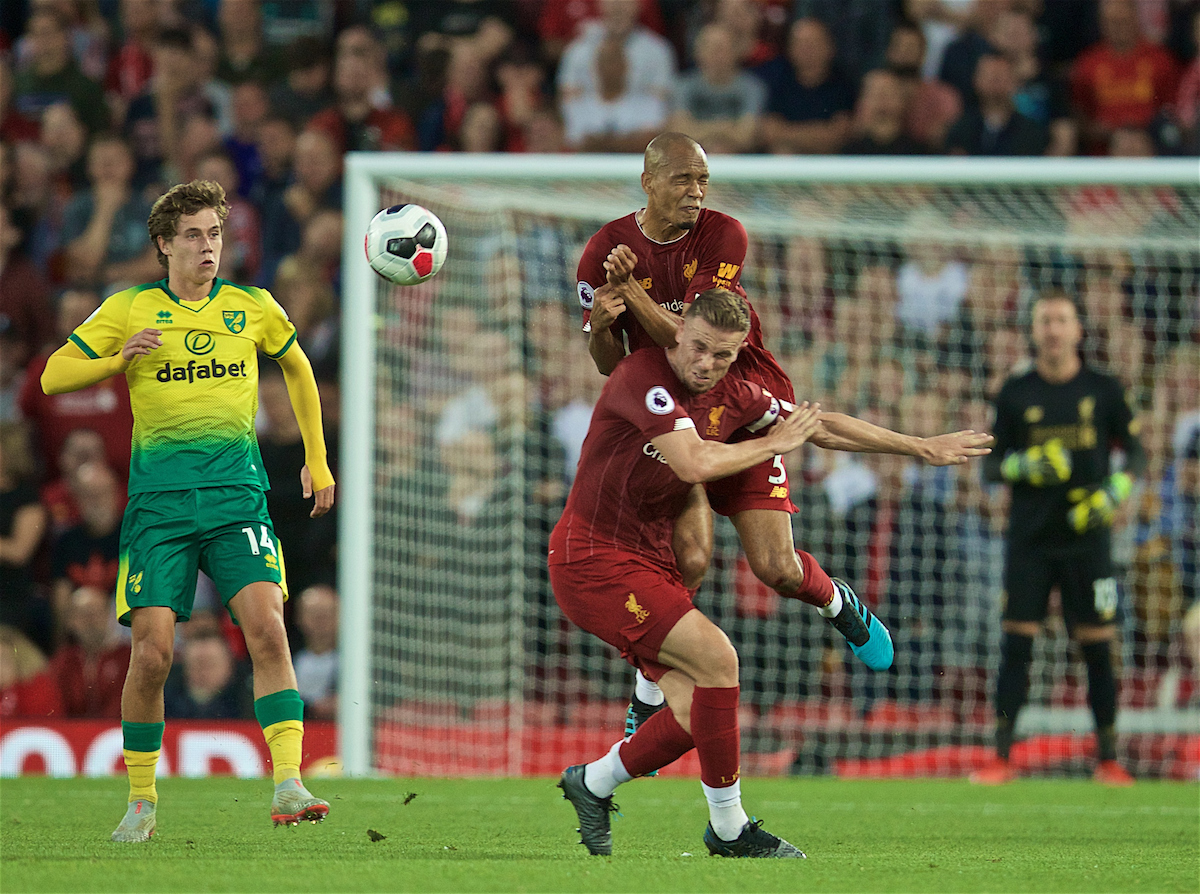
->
[56, 277, 325, 624]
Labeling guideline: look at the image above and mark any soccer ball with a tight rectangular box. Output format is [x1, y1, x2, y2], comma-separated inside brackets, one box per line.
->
[364, 203, 448, 285]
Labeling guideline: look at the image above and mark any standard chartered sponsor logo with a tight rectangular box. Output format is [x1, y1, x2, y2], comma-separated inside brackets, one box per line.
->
[642, 442, 669, 464]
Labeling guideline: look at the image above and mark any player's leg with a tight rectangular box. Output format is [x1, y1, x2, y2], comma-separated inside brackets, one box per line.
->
[731, 507, 893, 671]
[204, 486, 328, 825]
[656, 611, 802, 858]
[229, 581, 330, 824]
[673, 484, 714, 590]
[1063, 552, 1132, 785]
[972, 545, 1050, 785]
[114, 605, 176, 842]
[111, 490, 197, 843]
[627, 486, 716, 738]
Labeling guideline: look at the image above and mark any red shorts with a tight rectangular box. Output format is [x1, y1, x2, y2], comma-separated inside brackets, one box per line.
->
[705, 444, 798, 517]
[549, 549, 696, 682]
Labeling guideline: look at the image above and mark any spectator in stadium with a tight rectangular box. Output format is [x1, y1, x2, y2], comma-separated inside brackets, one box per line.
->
[39, 101, 90, 196]
[935, 0, 1007, 105]
[1108, 126, 1158, 156]
[522, 106, 567, 153]
[267, 36, 335, 128]
[124, 27, 213, 191]
[894, 215, 970, 343]
[458, 100, 505, 152]
[292, 584, 338, 722]
[7, 141, 69, 278]
[562, 31, 671, 152]
[1172, 8, 1200, 155]
[163, 628, 254, 720]
[0, 624, 63, 718]
[270, 256, 338, 371]
[1, 54, 42, 143]
[214, 0, 285, 88]
[667, 22, 766, 155]
[537, 0, 667, 70]
[257, 362, 337, 597]
[193, 150, 260, 283]
[882, 19, 962, 152]
[756, 17, 856, 155]
[0, 200, 55, 371]
[12, 6, 109, 136]
[945, 52, 1050, 156]
[0, 424, 51, 654]
[704, 0, 788, 69]
[305, 25, 415, 154]
[843, 68, 927, 154]
[493, 51, 550, 153]
[58, 133, 160, 291]
[558, 0, 676, 152]
[972, 290, 1147, 787]
[47, 584, 130, 717]
[791, 0, 899, 88]
[222, 81, 270, 201]
[249, 113, 296, 213]
[989, 5, 1077, 156]
[104, 0, 164, 129]
[259, 127, 342, 289]
[19, 288, 134, 484]
[1176, 429, 1199, 668]
[1071, 0, 1182, 155]
[49, 460, 124, 636]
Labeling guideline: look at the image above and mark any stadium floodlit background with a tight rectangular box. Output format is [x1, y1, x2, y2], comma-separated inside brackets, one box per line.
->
[1, 0, 1197, 791]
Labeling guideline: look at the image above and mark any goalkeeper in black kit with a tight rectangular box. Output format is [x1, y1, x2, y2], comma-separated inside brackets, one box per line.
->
[972, 291, 1146, 787]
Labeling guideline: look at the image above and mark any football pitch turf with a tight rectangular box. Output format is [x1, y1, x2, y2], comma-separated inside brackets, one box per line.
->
[1, 776, 1196, 893]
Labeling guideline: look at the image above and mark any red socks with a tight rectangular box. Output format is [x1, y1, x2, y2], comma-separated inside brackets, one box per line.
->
[618, 707, 694, 777]
[793, 549, 835, 608]
[690, 685, 742, 788]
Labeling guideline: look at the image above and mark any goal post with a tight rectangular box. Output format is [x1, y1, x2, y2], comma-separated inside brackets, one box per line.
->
[339, 153, 1199, 779]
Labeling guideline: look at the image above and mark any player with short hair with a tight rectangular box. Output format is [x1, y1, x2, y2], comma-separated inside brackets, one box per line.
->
[971, 290, 1146, 786]
[579, 132, 994, 726]
[554, 288, 820, 857]
[41, 179, 336, 841]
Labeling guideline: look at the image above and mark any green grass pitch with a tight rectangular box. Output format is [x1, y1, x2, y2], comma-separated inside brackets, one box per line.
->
[1, 775, 1196, 893]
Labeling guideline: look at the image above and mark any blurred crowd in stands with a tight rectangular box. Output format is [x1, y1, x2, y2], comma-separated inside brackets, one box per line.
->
[1, 0, 1198, 723]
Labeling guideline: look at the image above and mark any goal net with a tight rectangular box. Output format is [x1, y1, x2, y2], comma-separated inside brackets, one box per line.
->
[339, 155, 1200, 780]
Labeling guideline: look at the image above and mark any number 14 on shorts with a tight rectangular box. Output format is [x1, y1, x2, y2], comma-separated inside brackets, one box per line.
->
[242, 525, 277, 559]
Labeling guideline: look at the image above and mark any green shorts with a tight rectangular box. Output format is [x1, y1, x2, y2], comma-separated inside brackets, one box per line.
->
[116, 485, 288, 626]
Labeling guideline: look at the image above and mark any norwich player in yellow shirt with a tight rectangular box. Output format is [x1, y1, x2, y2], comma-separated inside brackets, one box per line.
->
[42, 179, 336, 842]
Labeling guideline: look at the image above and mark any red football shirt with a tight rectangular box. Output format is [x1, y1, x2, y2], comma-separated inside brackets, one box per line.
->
[1070, 41, 1181, 134]
[577, 208, 794, 400]
[550, 347, 778, 570]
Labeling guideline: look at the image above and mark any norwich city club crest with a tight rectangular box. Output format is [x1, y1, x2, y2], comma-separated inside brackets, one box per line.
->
[223, 310, 246, 333]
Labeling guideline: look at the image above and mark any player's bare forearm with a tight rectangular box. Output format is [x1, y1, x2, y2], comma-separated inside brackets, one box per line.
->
[587, 326, 625, 376]
[41, 341, 134, 394]
[616, 279, 681, 347]
[808, 412, 993, 464]
[276, 345, 335, 506]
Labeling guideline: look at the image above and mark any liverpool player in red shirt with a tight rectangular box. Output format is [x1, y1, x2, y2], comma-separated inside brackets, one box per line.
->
[578, 132, 993, 724]
[553, 289, 819, 857]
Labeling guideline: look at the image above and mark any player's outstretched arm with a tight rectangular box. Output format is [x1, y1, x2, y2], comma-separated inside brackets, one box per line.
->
[606, 244, 681, 348]
[652, 402, 822, 484]
[275, 344, 335, 517]
[808, 411, 993, 464]
[41, 328, 162, 395]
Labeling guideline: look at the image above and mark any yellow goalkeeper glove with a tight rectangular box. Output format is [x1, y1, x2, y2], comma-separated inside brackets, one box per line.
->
[1067, 472, 1134, 534]
[1001, 438, 1072, 486]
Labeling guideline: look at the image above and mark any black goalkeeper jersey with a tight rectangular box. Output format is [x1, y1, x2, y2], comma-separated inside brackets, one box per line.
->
[987, 364, 1144, 547]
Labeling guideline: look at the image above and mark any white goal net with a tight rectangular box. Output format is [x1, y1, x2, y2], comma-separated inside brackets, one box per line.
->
[339, 155, 1199, 780]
